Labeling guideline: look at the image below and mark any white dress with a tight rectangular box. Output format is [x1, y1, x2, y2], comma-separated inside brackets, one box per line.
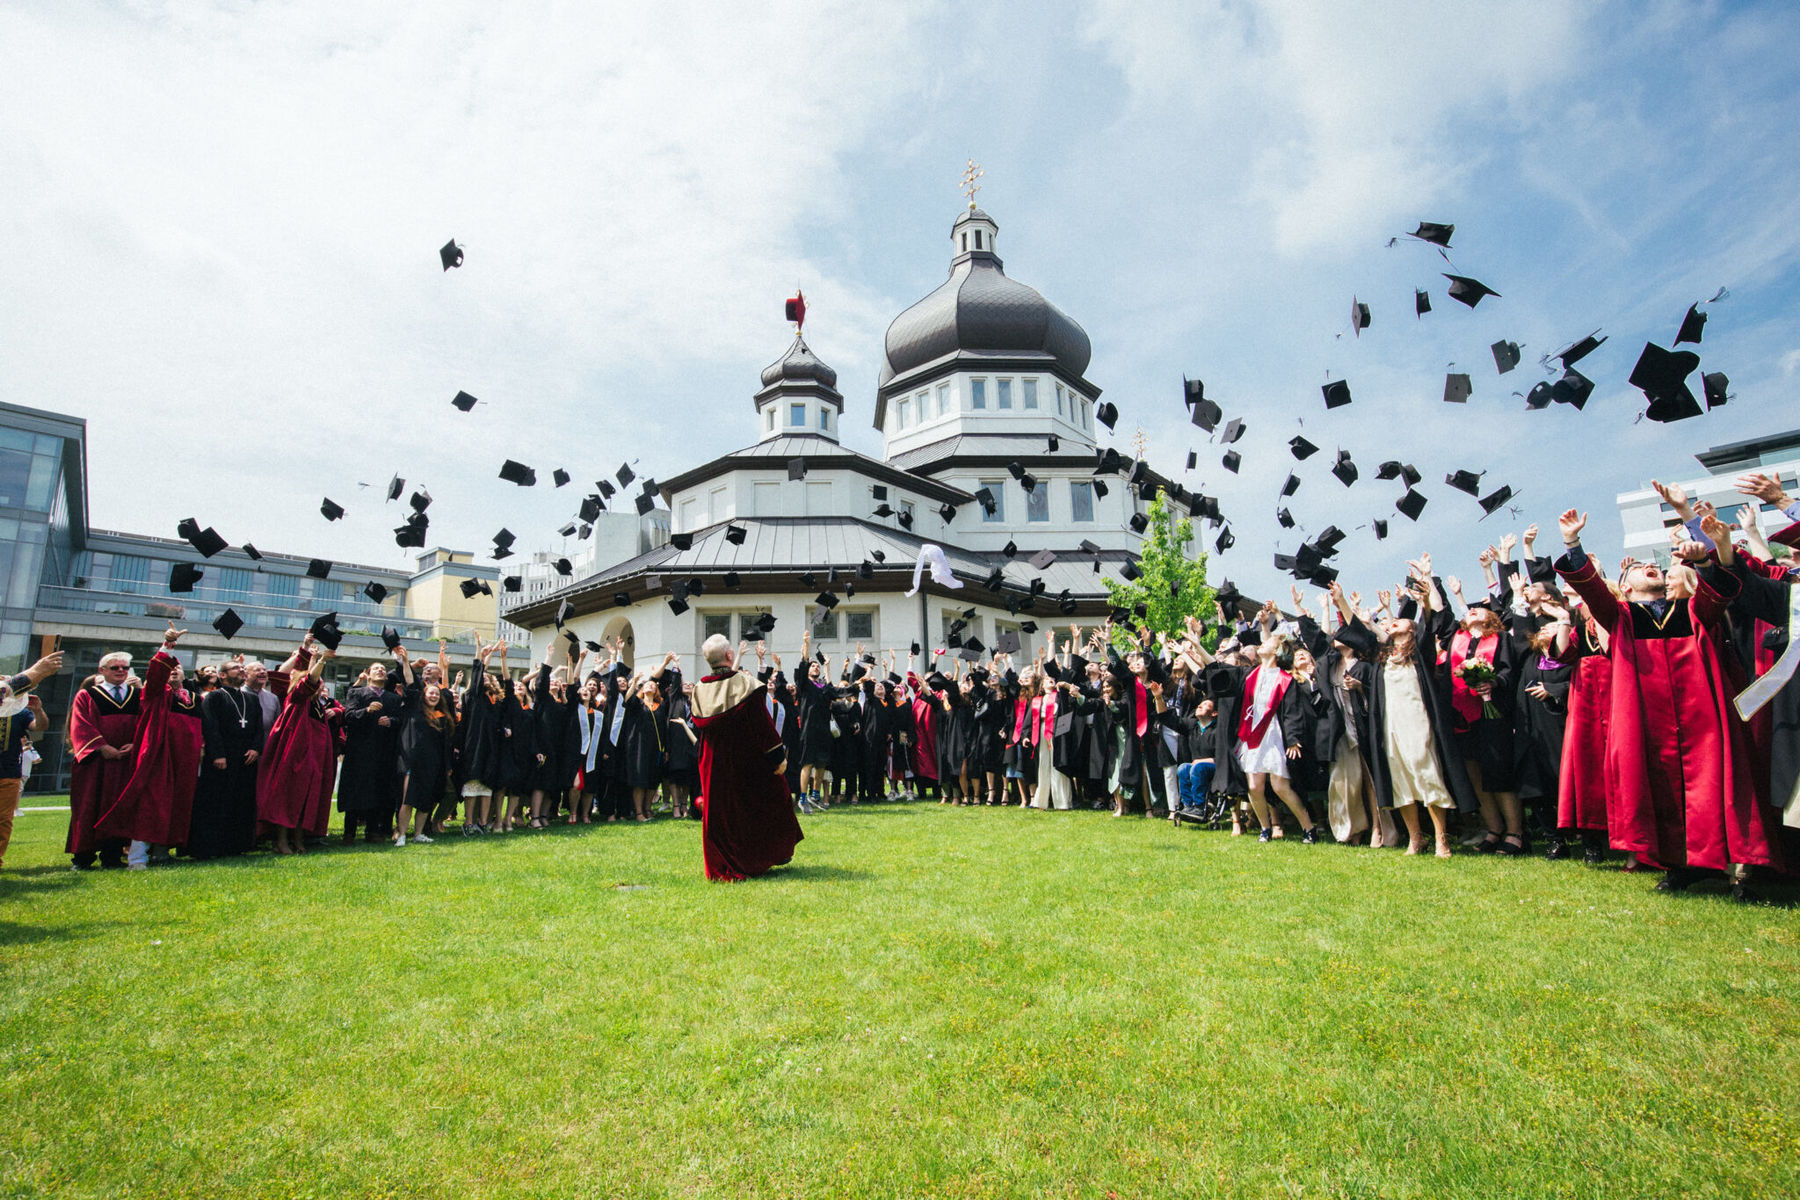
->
[1031, 693, 1073, 810]
[1382, 660, 1454, 809]
[1235, 668, 1291, 779]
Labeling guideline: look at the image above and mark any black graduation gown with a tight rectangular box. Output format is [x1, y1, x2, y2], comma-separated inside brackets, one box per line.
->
[1431, 606, 1520, 791]
[399, 682, 456, 811]
[454, 664, 505, 790]
[1203, 662, 1249, 795]
[189, 685, 265, 857]
[528, 665, 566, 792]
[497, 689, 539, 793]
[337, 682, 403, 816]
[796, 674, 837, 767]
[664, 688, 701, 789]
[618, 694, 666, 789]
[1510, 643, 1572, 806]
[971, 676, 1010, 774]
[1336, 615, 1480, 813]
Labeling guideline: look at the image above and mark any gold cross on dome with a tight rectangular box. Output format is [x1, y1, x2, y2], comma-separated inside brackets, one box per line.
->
[961, 158, 984, 210]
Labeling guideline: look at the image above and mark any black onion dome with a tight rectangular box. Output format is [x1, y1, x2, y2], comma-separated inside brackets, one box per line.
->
[760, 335, 839, 390]
[881, 252, 1091, 387]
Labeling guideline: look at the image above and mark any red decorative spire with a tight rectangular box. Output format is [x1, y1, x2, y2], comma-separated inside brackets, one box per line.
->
[785, 290, 806, 331]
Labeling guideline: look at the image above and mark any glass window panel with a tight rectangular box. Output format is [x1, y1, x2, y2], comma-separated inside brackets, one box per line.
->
[845, 611, 873, 640]
[980, 480, 1006, 523]
[1022, 379, 1038, 409]
[0, 447, 30, 509]
[1055, 384, 1065, 415]
[971, 380, 986, 409]
[221, 567, 254, 600]
[0, 430, 31, 452]
[34, 434, 62, 457]
[1026, 481, 1049, 523]
[112, 553, 151, 594]
[937, 383, 950, 415]
[896, 398, 910, 429]
[1070, 480, 1094, 522]
[25, 453, 57, 510]
[820, 408, 831, 431]
[702, 613, 731, 640]
[265, 573, 300, 603]
[6, 539, 42, 606]
[765, 407, 775, 432]
[996, 379, 1012, 409]
[790, 403, 806, 426]
[809, 608, 839, 640]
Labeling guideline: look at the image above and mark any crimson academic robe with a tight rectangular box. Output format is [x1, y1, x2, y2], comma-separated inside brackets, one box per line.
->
[66, 679, 140, 857]
[96, 650, 203, 846]
[255, 664, 337, 834]
[907, 680, 940, 783]
[691, 669, 803, 881]
[1558, 548, 1780, 871]
[1556, 617, 1612, 833]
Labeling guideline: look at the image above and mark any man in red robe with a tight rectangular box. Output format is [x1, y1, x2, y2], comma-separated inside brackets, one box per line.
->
[1555, 508, 1780, 898]
[96, 625, 205, 869]
[690, 634, 803, 881]
[255, 637, 339, 855]
[67, 648, 141, 869]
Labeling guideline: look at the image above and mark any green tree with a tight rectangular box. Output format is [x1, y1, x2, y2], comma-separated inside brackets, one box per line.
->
[1102, 490, 1219, 653]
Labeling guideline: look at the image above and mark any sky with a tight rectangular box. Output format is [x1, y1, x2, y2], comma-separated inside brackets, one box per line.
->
[5, 0, 1800, 605]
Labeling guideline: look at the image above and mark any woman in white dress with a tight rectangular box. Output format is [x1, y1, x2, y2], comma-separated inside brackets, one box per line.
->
[1234, 634, 1320, 844]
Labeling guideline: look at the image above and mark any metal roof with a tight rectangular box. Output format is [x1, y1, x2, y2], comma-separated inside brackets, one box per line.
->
[887, 432, 1100, 474]
[657, 433, 972, 504]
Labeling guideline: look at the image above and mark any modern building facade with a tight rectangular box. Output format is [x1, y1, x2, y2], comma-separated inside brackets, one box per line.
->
[1617, 429, 1800, 563]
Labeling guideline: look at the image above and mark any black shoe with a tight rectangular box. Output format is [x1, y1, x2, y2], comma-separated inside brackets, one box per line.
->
[1731, 882, 1764, 905]
[1495, 836, 1525, 857]
[1583, 846, 1606, 866]
[1476, 831, 1503, 854]
[1301, 826, 1320, 844]
[1257, 828, 1273, 843]
[1543, 835, 1569, 861]
[1655, 867, 1708, 893]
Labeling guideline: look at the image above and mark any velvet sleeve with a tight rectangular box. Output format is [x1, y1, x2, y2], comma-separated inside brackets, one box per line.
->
[1555, 545, 1623, 634]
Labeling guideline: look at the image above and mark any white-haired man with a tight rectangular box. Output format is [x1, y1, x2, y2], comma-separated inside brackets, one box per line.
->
[67, 649, 140, 869]
[688, 633, 803, 880]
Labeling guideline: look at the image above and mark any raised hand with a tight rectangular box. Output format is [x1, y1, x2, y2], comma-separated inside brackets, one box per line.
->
[1499, 531, 1518, 558]
[1735, 472, 1792, 507]
[1558, 508, 1587, 546]
[1651, 479, 1694, 519]
[1672, 540, 1711, 564]
[163, 622, 187, 645]
[1522, 524, 1538, 552]
[1446, 576, 1464, 597]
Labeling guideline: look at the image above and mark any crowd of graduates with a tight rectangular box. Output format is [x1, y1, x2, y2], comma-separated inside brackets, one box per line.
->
[4, 471, 1795, 902]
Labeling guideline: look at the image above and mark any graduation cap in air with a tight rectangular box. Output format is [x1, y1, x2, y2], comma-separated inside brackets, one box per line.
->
[1092, 479, 1110, 499]
[634, 493, 655, 515]
[1276, 508, 1296, 529]
[1222, 450, 1241, 474]
[1120, 560, 1141, 582]
[460, 578, 492, 599]
[815, 590, 840, 610]
[551, 468, 570, 488]
[1020, 621, 1039, 635]
[212, 607, 244, 640]
[386, 475, 405, 502]
[1095, 402, 1118, 430]
[1443, 274, 1499, 308]
[168, 561, 203, 593]
[502, 575, 522, 593]
[1331, 451, 1358, 487]
[871, 485, 888, 501]
[1553, 369, 1595, 410]
[1095, 446, 1129, 474]
[1188, 387, 1223, 433]
[363, 581, 389, 604]
[1314, 525, 1347, 554]
[577, 496, 602, 524]
[451, 391, 479, 412]
[1194, 494, 1222, 523]
[1129, 512, 1149, 533]
[800, 572, 817, 588]
[725, 524, 747, 545]
[1446, 469, 1483, 496]
[409, 488, 432, 512]
[491, 544, 514, 561]
[1029, 548, 1057, 571]
[381, 626, 402, 652]
[596, 479, 615, 499]
[1703, 371, 1730, 409]
[1321, 380, 1352, 409]
[1553, 332, 1606, 368]
[1294, 543, 1324, 576]
[638, 477, 658, 498]
[1415, 289, 1432, 317]
[787, 459, 807, 481]
[1280, 472, 1301, 498]
[1289, 435, 1319, 461]
[723, 571, 741, 588]
[1306, 564, 1340, 588]
[1215, 579, 1242, 612]
[1007, 461, 1026, 481]
[667, 596, 689, 616]
[177, 519, 228, 559]
[1444, 373, 1472, 404]
[553, 599, 573, 627]
[1185, 451, 1197, 470]
[1524, 381, 1554, 411]
[938, 503, 956, 523]
[1042, 433, 1059, 454]
[994, 630, 1022, 656]
[1675, 303, 1707, 345]
[975, 487, 998, 514]
[1629, 342, 1703, 422]
[1351, 298, 1371, 336]
[983, 565, 1006, 591]
[1001, 540, 1018, 559]
[1136, 480, 1157, 503]
[306, 559, 332, 580]
[493, 528, 516, 550]
[440, 239, 464, 270]
[553, 558, 573, 577]
[1396, 489, 1428, 521]
[858, 559, 874, 580]
[616, 463, 635, 488]
[1376, 460, 1405, 481]
[308, 612, 344, 651]
[1478, 486, 1515, 518]
[1215, 525, 1236, 553]
[242, 544, 263, 562]
[1217, 418, 1246, 445]
[871, 550, 886, 564]
[1372, 518, 1389, 541]
[1491, 341, 1521, 374]
[669, 532, 693, 551]
[498, 460, 537, 487]
[1272, 552, 1297, 573]
[318, 497, 345, 522]
[1019, 472, 1038, 492]
[394, 515, 428, 549]
[612, 592, 632, 608]
[1409, 221, 1454, 247]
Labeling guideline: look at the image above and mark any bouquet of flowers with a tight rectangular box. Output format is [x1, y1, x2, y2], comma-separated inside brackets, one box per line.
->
[1455, 659, 1502, 719]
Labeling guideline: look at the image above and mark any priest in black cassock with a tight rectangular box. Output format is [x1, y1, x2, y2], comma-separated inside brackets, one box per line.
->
[188, 658, 264, 858]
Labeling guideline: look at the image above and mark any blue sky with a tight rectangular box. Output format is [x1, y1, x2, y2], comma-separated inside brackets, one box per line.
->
[5, 0, 1799, 604]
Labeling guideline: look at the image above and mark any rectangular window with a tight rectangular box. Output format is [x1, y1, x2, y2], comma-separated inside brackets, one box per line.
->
[111, 553, 151, 594]
[1022, 379, 1038, 409]
[896, 398, 910, 429]
[980, 479, 1006, 523]
[845, 611, 874, 641]
[916, 391, 929, 423]
[1070, 480, 1094, 522]
[971, 379, 986, 409]
[702, 613, 732, 641]
[765, 407, 776, 432]
[790, 402, 806, 426]
[820, 408, 832, 432]
[810, 607, 840, 640]
[900, 499, 915, 525]
[936, 383, 950, 416]
[221, 567, 254, 601]
[1055, 383, 1066, 415]
[1081, 399, 1091, 429]
[265, 572, 300, 605]
[996, 379, 1012, 409]
[1026, 481, 1049, 523]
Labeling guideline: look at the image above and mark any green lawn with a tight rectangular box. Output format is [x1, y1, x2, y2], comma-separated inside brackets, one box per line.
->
[2, 800, 1797, 1199]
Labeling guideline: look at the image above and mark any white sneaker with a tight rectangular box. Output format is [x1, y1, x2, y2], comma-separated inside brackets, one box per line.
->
[413, 833, 434, 844]
[394, 835, 407, 846]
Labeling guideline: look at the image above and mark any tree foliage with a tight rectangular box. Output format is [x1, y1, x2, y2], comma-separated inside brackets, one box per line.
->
[1102, 490, 1219, 653]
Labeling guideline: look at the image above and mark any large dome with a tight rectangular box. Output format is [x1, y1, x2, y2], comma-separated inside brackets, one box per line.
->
[760, 334, 838, 390]
[880, 210, 1092, 388]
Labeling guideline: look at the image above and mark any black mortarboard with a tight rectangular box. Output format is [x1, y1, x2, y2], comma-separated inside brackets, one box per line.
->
[242, 544, 262, 562]
[1215, 579, 1242, 611]
[1294, 543, 1323, 575]
[1029, 549, 1057, 571]
[984, 566, 1006, 592]
[1415, 288, 1432, 317]
[394, 517, 427, 549]
[1272, 553, 1296, 573]
[1196, 494, 1222, 524]
[1021, 620, 1039, 635]
[1276, 508, 1296, 529]
[554, 599, 573, 627]
[800, 572, 817, 588]
[1289, 435, 1319, 460]
[1215, 525, 1235, 553]
[1444, 373, 1472, 404]
[212, 607, 244, 639]
[873, 503, 894, 518]
[1315, 525, 1346, 554]
[1186, 451, 1197, 470]
[169, 561, 202, 593]
[1443, 274, 1499, 308]
[1219, 418, 1246, 444]
[1400, 464, 1422, 487]
[1306, 564, 1340, 587]
[309, 612, 343, 652]
[1409, 221, 1454, 247]
[815, 590, 839, 610]
[723, 571, 741, 588]
[1001, 540, 1018, 559]
[858, 559, 874, 580]
[1446, 469, 1482, 496]
[1553, 332, 1605, 368]
[306, 558, 331, 580]
[493, 528, 516, 549]
[994, 630, 1022, 656]
[364, 581, 389, 604]
[558, 522, 577, 539]
[1675, 303, 1707, 345]
[639, 477, 657, 497]
[498, 459, 537, 486]
[1331, 452, 1358, 487]
[596, 479, 615, 498]
[1190, 398, 1223, 432]
[756, 612, 777, 633]
[1703, 371, 1729, 409]
[1491, 341, 1521, 374]
[617, 463, 635, 487]
[667, 596, 689, 616]
[788, 459, 807, 481]
[575, 496, 601, 525]
[635, 493, 655, 515]
[1396, 489, 1428, 521]
[1525, 381, 1554, 410]
[440, 239, 463, 270]
[975, 486, 997, 514]
[897, 511, 913, 530]
[1092, 479, 1109, 499]
[1372, 519, 1388, 540]
[669, 532, 693, 551]
[1096, 402, 1118, 430]
[1280, 472, 1301, 498]
[1047, 434, 1060, 452]
[1322, 380, 1352, 409]
[1120, 560, 1141, 582]
[1552, 369, 1595, 410]
[380, 625, 402, 652]
[1058, 590, 1077, 615]
[553, 558, 573, 576]
[719, 524, 745, 546]
[409, 488, 432, 512]
[552, 468, 570, 488]
[492, 546, 514, 562]
[613, 591, 632, 607]
[1478, 486, 1514, 517]
[938, 502, 957, 523]
[1020, 472, 1038, 492]
[458, 578, 483, 599]
[871, 550, 886, 563]
[1629, 342, 1703, 422]
[1136, 480, 1157, 502]
[1351, 298, 1371, 336]
[502, 575, 522, 593]
[1129, 512, 1149, 533]
[178, 519, 228, 558]
[451, 390, 478, 412]
[1222, 450, 1241, 473]
[1007, 461, 1025, 481]
[1376, 460, 1404, 481]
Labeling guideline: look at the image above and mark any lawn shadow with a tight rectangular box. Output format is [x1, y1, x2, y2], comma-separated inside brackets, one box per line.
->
[764, 863, 875, 883]
[0, 918, 116, 947]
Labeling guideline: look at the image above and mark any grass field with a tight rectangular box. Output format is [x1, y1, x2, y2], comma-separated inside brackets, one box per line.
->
[3, 799, 1798, 1199]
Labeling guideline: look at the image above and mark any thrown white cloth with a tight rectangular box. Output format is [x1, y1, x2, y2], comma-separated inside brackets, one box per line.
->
[906, 544, 963, 597]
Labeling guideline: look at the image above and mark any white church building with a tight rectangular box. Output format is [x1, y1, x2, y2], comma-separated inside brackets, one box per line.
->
[504, 203, 1165, 676]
